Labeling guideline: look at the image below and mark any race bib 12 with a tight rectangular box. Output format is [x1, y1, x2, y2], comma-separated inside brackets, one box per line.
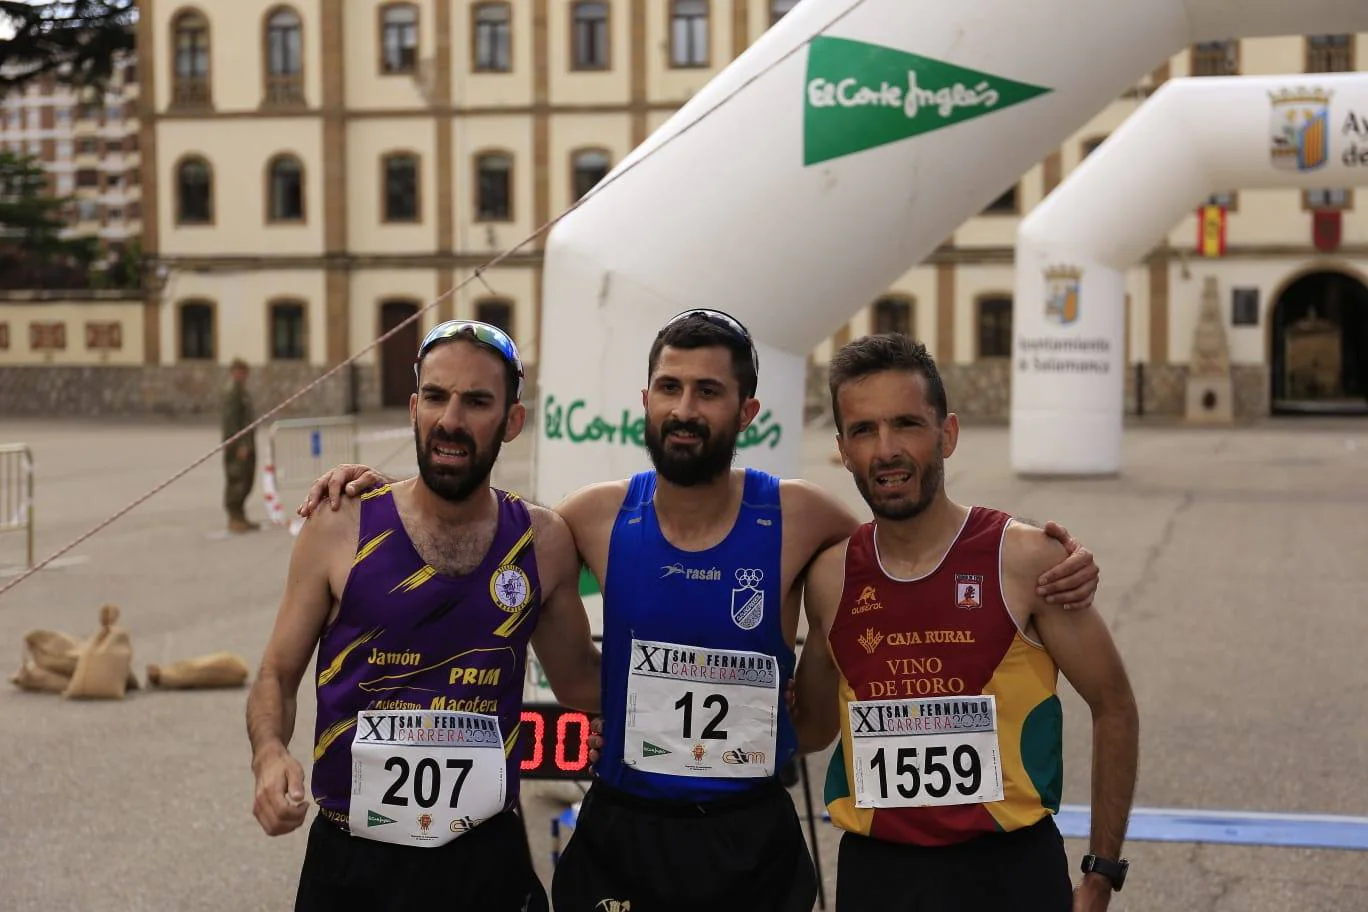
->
[622, 638, 779, 779]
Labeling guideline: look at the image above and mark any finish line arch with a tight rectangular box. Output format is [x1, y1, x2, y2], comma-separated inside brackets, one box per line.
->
[1009, 72, 1368, 476]
[531, 0, 1368, 506]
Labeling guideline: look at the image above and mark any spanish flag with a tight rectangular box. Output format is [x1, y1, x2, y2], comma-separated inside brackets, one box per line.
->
[1198, 205, 1226, 258]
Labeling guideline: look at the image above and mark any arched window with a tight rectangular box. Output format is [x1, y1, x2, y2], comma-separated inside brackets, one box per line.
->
[1080, 135, 1108, 160]
[267, 154, 305, 222]
[475, 298, 514, 336]
[473, 3, 512, 72]
[269, 299, 307, 360]
[475, 152, 513, 221]
[176, 156, 213, 224]
[1306, 34, 1353, 73]
[770, 0, 799, 26]
[571, 2, 609, 70]
[977, 295, 1013, 358]
[571, 148, 610, 202]
[982, 185, 1018, 215]
[1191, 39, 1238, 77]
[382, 152, 420, 222]
[380, 3, 419, 74]
[264, 7, 304, 105]
[670, 0, 708, 68]
[872, 296, 913, 336]
[172, 9, 212, 107]
[178, 300, 215, 360]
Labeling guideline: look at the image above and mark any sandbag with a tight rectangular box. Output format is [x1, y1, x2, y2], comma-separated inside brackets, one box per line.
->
[24, 629, 82, 676]
[63, 605, 135, 700]
[10, 658, 71, 693]
[21, 627, 140, 691]
[147, 652, 250, 690]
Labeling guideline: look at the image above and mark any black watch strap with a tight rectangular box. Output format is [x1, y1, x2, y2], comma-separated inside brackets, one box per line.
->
[1080, 854, 1128, 892]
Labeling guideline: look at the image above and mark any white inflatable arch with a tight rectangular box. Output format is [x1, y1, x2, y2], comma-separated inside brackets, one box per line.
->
[533, 0, 1368, 505]
[1011, 72, 1368, 476]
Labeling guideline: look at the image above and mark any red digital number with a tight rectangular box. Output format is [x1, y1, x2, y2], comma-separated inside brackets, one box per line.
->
[519, 709, 545, 771]
[555, 712, 590, 772]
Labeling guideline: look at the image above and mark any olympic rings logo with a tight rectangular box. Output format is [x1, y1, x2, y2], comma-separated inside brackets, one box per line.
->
[735, 568, 764, 589]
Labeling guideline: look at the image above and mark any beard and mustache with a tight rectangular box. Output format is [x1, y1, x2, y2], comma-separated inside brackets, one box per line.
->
[414, 419, 506, 504]
[853, 448, 945, 522]
[643, 414, 742, 487]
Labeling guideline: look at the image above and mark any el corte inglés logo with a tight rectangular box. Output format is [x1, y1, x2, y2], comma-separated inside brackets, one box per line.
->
[804, 36, 1052, 165]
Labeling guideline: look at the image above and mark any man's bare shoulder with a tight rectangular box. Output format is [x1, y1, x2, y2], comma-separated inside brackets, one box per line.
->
[528, 502, 572, 548]
[557, 479, 631, 524]
[291, 488, 362, 582]
[1003, 520, 1067, 585]
[301, 486, 364, 536]
[779, 478, 861, 553]
[780, 477, 838, 505]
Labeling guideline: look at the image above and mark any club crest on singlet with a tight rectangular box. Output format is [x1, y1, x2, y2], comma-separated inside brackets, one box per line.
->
[954, 573, 984, 611]
[731, 568, 765, 630]
[489, 565, 531, 612]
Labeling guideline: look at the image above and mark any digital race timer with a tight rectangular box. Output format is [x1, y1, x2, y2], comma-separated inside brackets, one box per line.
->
[518, 703, 595, 780]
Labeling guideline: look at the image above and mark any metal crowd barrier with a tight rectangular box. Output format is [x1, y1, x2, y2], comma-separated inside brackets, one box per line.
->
[0, 443, 34, 570]
[263, 417, 360, 528]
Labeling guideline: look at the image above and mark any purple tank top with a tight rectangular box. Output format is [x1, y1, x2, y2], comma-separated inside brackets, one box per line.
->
[310, 485, 541, 826]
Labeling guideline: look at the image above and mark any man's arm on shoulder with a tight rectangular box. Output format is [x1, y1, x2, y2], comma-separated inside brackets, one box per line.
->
[1009, 526, 1139, 883]
[246, 502, 353, 834]
[553, 479, 629, 574]
[528, 506, 602, 713]
[1012, 516, 1102, 609]
[782, 478, 862, 556]
[792, 537, 850, 754]
[298, 465, 405, 516]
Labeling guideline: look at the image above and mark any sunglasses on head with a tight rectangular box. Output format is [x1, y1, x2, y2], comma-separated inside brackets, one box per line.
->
[414, 319, 525, 401]
[661, 308, 760, 377]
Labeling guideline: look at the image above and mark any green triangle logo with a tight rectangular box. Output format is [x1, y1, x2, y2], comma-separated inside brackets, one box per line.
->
[367, 810, 397, 827]
[803, 36, 1052, 165]
[643, 741, 670, 757]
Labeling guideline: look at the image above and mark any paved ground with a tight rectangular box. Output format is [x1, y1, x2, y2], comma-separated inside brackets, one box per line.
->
[1, 412, 1366, 911]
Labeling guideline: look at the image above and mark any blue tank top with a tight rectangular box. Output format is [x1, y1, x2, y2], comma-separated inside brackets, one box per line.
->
[596, 468, 796, 800]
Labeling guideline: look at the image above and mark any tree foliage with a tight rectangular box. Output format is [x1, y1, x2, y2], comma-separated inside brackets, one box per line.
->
[0, 149, 98, 288]
[0, 1, 136, 97]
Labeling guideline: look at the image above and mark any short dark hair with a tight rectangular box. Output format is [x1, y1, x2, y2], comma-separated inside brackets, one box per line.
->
[827, 333, 948, 430]
[647, 313, 759, 400]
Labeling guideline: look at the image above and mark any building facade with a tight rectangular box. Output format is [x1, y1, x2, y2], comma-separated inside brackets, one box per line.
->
[0, 56, 142, 256]
[0, 3, 1364, 421]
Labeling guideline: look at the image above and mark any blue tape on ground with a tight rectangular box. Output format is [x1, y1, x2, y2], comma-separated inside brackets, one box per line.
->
[552, 803, 1368, 851]
[1054, 804, 1368, 851]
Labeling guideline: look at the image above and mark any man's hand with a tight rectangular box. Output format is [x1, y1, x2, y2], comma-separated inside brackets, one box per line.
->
[296, 464, 388, 517]
[1037, 521, 1100, 609]
[587, 716, 604, 764]
[252, 745, 309, 836]
[1073, 874, 1114, 911]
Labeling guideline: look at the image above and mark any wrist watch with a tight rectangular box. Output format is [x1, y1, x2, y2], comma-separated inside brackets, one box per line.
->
[1080, 854, 1129, 891]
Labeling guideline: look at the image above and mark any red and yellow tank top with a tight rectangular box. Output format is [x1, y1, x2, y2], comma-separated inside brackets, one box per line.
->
[823, 507, 1062, 847]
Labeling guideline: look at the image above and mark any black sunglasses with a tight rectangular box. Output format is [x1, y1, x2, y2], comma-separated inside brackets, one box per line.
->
[661, 308, 760, 378]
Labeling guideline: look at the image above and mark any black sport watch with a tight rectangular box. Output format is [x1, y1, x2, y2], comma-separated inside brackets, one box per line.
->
[1080, 854, 1129, 892]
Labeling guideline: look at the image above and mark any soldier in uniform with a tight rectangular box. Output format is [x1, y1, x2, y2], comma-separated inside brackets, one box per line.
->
[222, 357, 260, 533]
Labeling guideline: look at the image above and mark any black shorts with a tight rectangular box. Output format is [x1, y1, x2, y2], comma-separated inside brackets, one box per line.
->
[551, 779, 817, 912]
[836, 815, 1073, 912]
[295, 810, 548, 912]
